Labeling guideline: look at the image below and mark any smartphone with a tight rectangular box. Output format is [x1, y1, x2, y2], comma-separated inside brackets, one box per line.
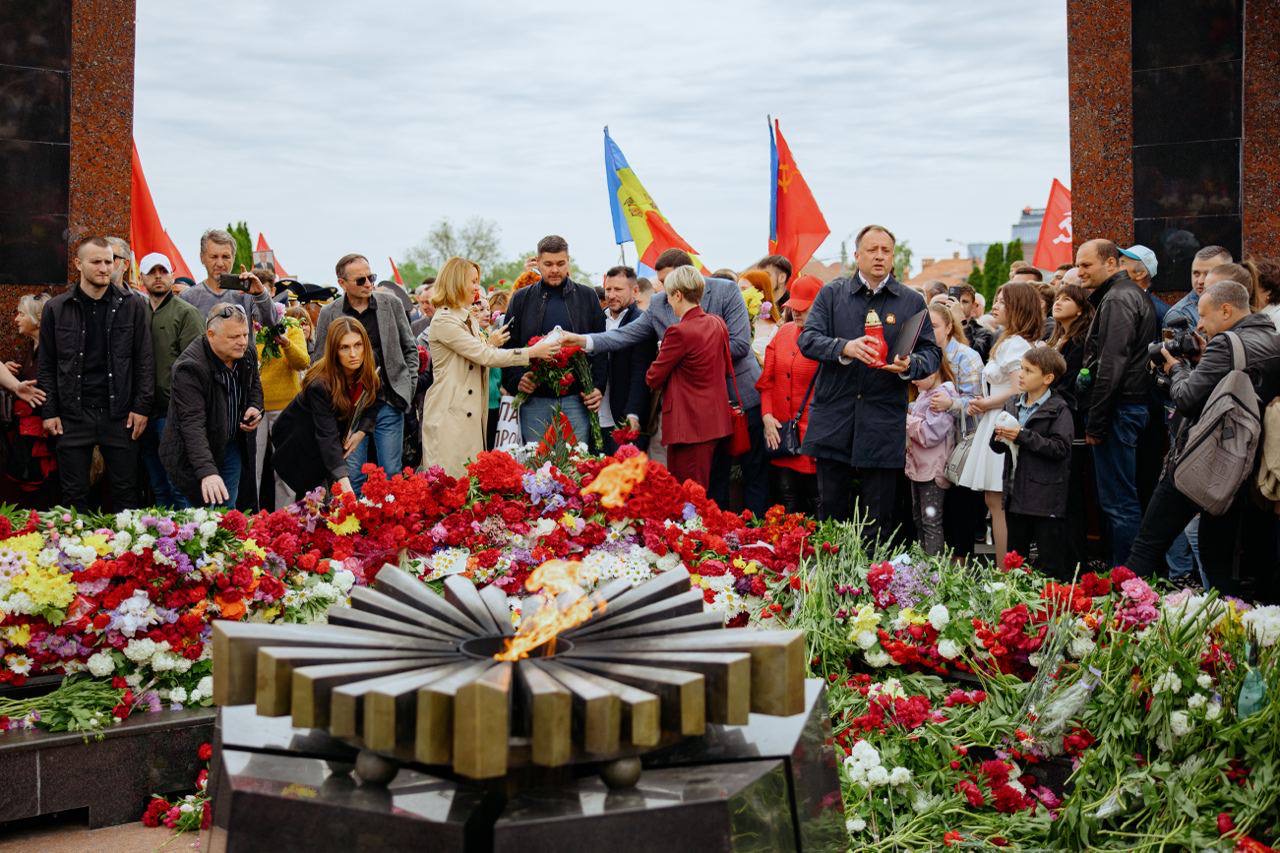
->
[219, 274, 251, 292]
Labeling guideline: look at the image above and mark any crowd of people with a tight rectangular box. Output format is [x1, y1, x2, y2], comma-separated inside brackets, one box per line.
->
[5, 224, 1280, 602]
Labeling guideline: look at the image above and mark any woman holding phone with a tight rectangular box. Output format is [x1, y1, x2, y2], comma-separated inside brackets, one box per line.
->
[420, 257, 560, 476]
[270, 316, 380, 497]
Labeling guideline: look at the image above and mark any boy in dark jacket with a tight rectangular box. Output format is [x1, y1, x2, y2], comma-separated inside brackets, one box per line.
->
[991, 346, 1075, 579]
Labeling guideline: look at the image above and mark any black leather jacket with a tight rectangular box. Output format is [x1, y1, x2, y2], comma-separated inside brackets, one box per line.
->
[37, 283, 154, 421]
[501, 278, 606, 396]
[1082, 271, 1157, 439]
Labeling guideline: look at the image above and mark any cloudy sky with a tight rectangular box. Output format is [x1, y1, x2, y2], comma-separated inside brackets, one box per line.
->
[134, 1, 1069, 283]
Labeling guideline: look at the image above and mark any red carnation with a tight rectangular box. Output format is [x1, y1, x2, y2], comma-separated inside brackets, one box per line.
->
[1217, 812, 1235, 835]
[198, 742, 213, 761]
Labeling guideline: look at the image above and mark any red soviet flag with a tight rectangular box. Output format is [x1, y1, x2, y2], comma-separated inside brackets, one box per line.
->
[1033, 179, 1073, 269]
[389, 257, 404, 286]
[254, 233, 290, 277]
[769, 120, 829, 279]
[130, 140, 194, 280]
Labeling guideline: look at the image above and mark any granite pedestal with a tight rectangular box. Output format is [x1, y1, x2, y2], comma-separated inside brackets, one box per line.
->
[207, 679, 843, 852]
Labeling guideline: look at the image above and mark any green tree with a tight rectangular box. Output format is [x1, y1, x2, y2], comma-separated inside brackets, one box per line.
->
[397, 260, 437, 289]
[981, 242, 1006, 302]
[1005, 238, 1024, 269]
[893, 240, 913, 280]
[226, 221, 253, 271]
[484, 252, 595, 290]
[404, 216, 504, 272]
[967, 264, 984, 291]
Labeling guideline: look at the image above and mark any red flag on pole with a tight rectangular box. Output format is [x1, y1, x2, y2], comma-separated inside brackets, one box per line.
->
[130, 140, 194, 280]
[768, 119, 829, 280]
[639, 209, 709, 274]
[1032, 179, 1073, 269]
[254, 233, 290, 277]
[389, 257, 404, 286]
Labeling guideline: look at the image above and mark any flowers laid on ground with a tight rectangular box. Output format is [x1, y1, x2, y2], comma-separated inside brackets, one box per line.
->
[141, 741, 212, 832]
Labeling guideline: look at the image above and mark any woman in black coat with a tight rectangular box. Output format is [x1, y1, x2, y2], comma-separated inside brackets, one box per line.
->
[271, 317, 380, 499]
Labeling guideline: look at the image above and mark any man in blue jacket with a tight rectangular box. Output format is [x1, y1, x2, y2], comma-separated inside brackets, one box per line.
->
[798, 225, 941, 543]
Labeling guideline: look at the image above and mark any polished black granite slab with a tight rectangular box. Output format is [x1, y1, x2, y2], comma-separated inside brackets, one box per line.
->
[1133, 60, 1240, 147]
[0, 707, 214, 828]
[1134, 214, 1243, 293]
[0, 0, 72, 71]
[1133, 138, 1240, 219]
[1132, 0, 1241, 71]
[0, 64, 69, 143]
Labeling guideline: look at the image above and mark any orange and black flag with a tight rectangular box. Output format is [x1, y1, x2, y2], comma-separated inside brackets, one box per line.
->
[768, 118, 829, 280]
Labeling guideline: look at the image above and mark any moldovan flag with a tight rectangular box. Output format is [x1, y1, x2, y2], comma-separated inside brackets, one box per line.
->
[768, 119, 829, 278]
[254, 233, 290, 277]
[389, 257, 404, 286]
[1032, 179, 1073, 269]
[603, 127, 708, 274]
[129, 140, 193, 280]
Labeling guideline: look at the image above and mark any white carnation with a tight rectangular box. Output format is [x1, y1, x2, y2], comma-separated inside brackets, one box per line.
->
[888, 766, 912, 786]
[86, 651, 115, 677]
[1206, 701, 1222, 721]
[333, 569, 356, 593]
[1170, 710, 1192, 737]
[169, 686, 188, 704]
[937, 639, 960, 660]
[1187, 693, 1207, 711]
[1196, 673, 1213, 690]
[197, 675, 213, 696]
[855, 631, 878, 650]
[866, 765, 890, 786]
[864, 649, 892, 668]
[847, 817, 866, 833]
[927, 604, 950, 631]
[198, 520, 219, 539]
[1242, 606, 1280, 647]
[1068, 636, 1096, 659]
[1152, 669, 1182, 695]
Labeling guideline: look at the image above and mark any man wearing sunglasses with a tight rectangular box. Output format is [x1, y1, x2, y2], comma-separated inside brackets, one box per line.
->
[312, 253, 419, 494]
[37, 237, 154, 511]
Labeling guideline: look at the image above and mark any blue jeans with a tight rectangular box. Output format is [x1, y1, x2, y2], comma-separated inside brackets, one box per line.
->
[347, 404, 405, 495]
[141, 417, 190, 508]
[1091, 403, 1148, 567]
[211, 439, 242, 509]
[519, 395, 592, 448]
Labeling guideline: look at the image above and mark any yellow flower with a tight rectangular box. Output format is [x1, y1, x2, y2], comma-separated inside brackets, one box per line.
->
[5, 624, 31, 646]
[899, 607, 928, 626]
[83, 533, 110, 556]
[689, 573, 703, 588]
[326, 514, 361, 535]
[741, 286, 763, 320]
[1, 533, 43, 568]
[11, 563, 75, 614]
[242, 539, 267, 559]
[743, 562, 759, 575]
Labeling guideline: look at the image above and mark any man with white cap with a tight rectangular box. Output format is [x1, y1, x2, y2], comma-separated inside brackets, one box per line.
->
[140, 252, 203, 507]
[1119, 244, 1169, 326]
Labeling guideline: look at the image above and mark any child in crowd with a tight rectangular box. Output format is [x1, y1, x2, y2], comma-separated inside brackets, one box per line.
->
[906, 362, 958, 555]
[991, 345, 1074, 579]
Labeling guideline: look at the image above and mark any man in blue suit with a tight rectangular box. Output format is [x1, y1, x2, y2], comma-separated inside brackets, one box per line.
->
[798, 225, 941, 543]
[564, 249, 768, 515]
[598, 265, 655, 454]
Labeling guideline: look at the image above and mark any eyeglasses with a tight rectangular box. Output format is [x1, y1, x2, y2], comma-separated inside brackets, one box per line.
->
[350, 275, 378, 286]
[113, 255, 128, 263]
[206, 303, 247, 327]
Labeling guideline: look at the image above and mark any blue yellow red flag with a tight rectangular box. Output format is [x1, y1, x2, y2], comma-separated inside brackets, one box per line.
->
[603, 127, 708, 273]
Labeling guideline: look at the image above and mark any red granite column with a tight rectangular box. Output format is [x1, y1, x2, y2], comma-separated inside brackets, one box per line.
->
[1243, 0, 1280, 256]
[1066, 0, 1134, 250]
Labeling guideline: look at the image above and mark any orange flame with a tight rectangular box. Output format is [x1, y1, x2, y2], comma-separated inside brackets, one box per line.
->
[494, 560, 606, 661]
[583, 453, 648, 508]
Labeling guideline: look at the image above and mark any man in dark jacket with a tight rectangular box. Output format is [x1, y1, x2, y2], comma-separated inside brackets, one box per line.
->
[798, 225, 941, 542]
[503, 235, 606, 446]
[598, 265, 654, 453]
[38, 237, 154, 510]
[1077, 238, 1158, 566]
[990, 346, 1075, 579]
[160, 305, 264, 508]
[1129, 281, 1280, 596]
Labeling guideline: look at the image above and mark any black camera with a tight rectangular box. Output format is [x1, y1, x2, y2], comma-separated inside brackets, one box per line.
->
[1148, 315, 1200, 391]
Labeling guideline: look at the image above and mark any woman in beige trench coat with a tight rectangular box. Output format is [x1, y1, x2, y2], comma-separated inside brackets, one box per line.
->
[420, 258, 560, 476]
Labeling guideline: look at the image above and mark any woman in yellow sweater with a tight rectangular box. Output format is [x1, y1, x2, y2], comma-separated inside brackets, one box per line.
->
[255, 317, 311, 508]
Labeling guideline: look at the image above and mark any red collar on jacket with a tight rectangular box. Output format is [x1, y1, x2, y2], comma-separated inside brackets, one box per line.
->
[679, 305, 706, 322]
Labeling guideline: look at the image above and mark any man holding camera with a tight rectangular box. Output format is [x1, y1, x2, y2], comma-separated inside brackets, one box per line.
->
[1077, 238, 1158, 567]
[180, 228, 279, 327]
[1128, 281, 1280, 593]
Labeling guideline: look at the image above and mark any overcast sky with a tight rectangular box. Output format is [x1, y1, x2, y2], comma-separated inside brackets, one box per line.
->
[134, 1, 1069, 284]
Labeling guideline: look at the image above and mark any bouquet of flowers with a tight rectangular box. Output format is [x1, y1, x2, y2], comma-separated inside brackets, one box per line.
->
[512, 332, 604, 448]
[255, 316, 302, 362]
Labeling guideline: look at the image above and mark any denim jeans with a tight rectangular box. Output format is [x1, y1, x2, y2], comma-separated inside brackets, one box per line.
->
[211, 439, 242, 510]
[1091, 403, 1148, 567]
[140, 417, 190, 508]
[519, 395, 591, 448]
[348, 404, 405, 496]
[1165, 518, 1203, 582]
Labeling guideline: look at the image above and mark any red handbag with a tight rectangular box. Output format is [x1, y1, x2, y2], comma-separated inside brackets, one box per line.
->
[725, 339, 752, 456]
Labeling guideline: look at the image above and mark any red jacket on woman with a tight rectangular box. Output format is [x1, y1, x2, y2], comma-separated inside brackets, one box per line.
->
[756, 321, 818, 474]
[645, 306, 733, 445]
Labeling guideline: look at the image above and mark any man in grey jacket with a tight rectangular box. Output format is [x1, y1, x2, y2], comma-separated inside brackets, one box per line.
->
[180, 228, 279, 327]
[313, 254, 419, 494]
[563, 248, 768, 515]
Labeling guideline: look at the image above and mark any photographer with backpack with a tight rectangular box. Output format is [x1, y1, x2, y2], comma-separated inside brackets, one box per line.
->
[1128, 280, 1280, 600]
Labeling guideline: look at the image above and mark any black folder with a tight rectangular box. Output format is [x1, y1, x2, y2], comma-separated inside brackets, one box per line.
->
[888, 309, 928, 361]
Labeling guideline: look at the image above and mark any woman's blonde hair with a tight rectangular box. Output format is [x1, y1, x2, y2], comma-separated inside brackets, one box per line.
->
[927, 298, 968, 347]
[663, 266, 705, 304]
[431, 257, 482, 309]
[16, 294, 49, 329]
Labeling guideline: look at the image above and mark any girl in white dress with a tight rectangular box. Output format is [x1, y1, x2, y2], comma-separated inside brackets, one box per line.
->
[954, 282, 1045, 566]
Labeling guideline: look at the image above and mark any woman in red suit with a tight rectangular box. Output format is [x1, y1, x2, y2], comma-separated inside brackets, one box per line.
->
[756, 274, 822, 513]
[645, 266, 733, 489]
